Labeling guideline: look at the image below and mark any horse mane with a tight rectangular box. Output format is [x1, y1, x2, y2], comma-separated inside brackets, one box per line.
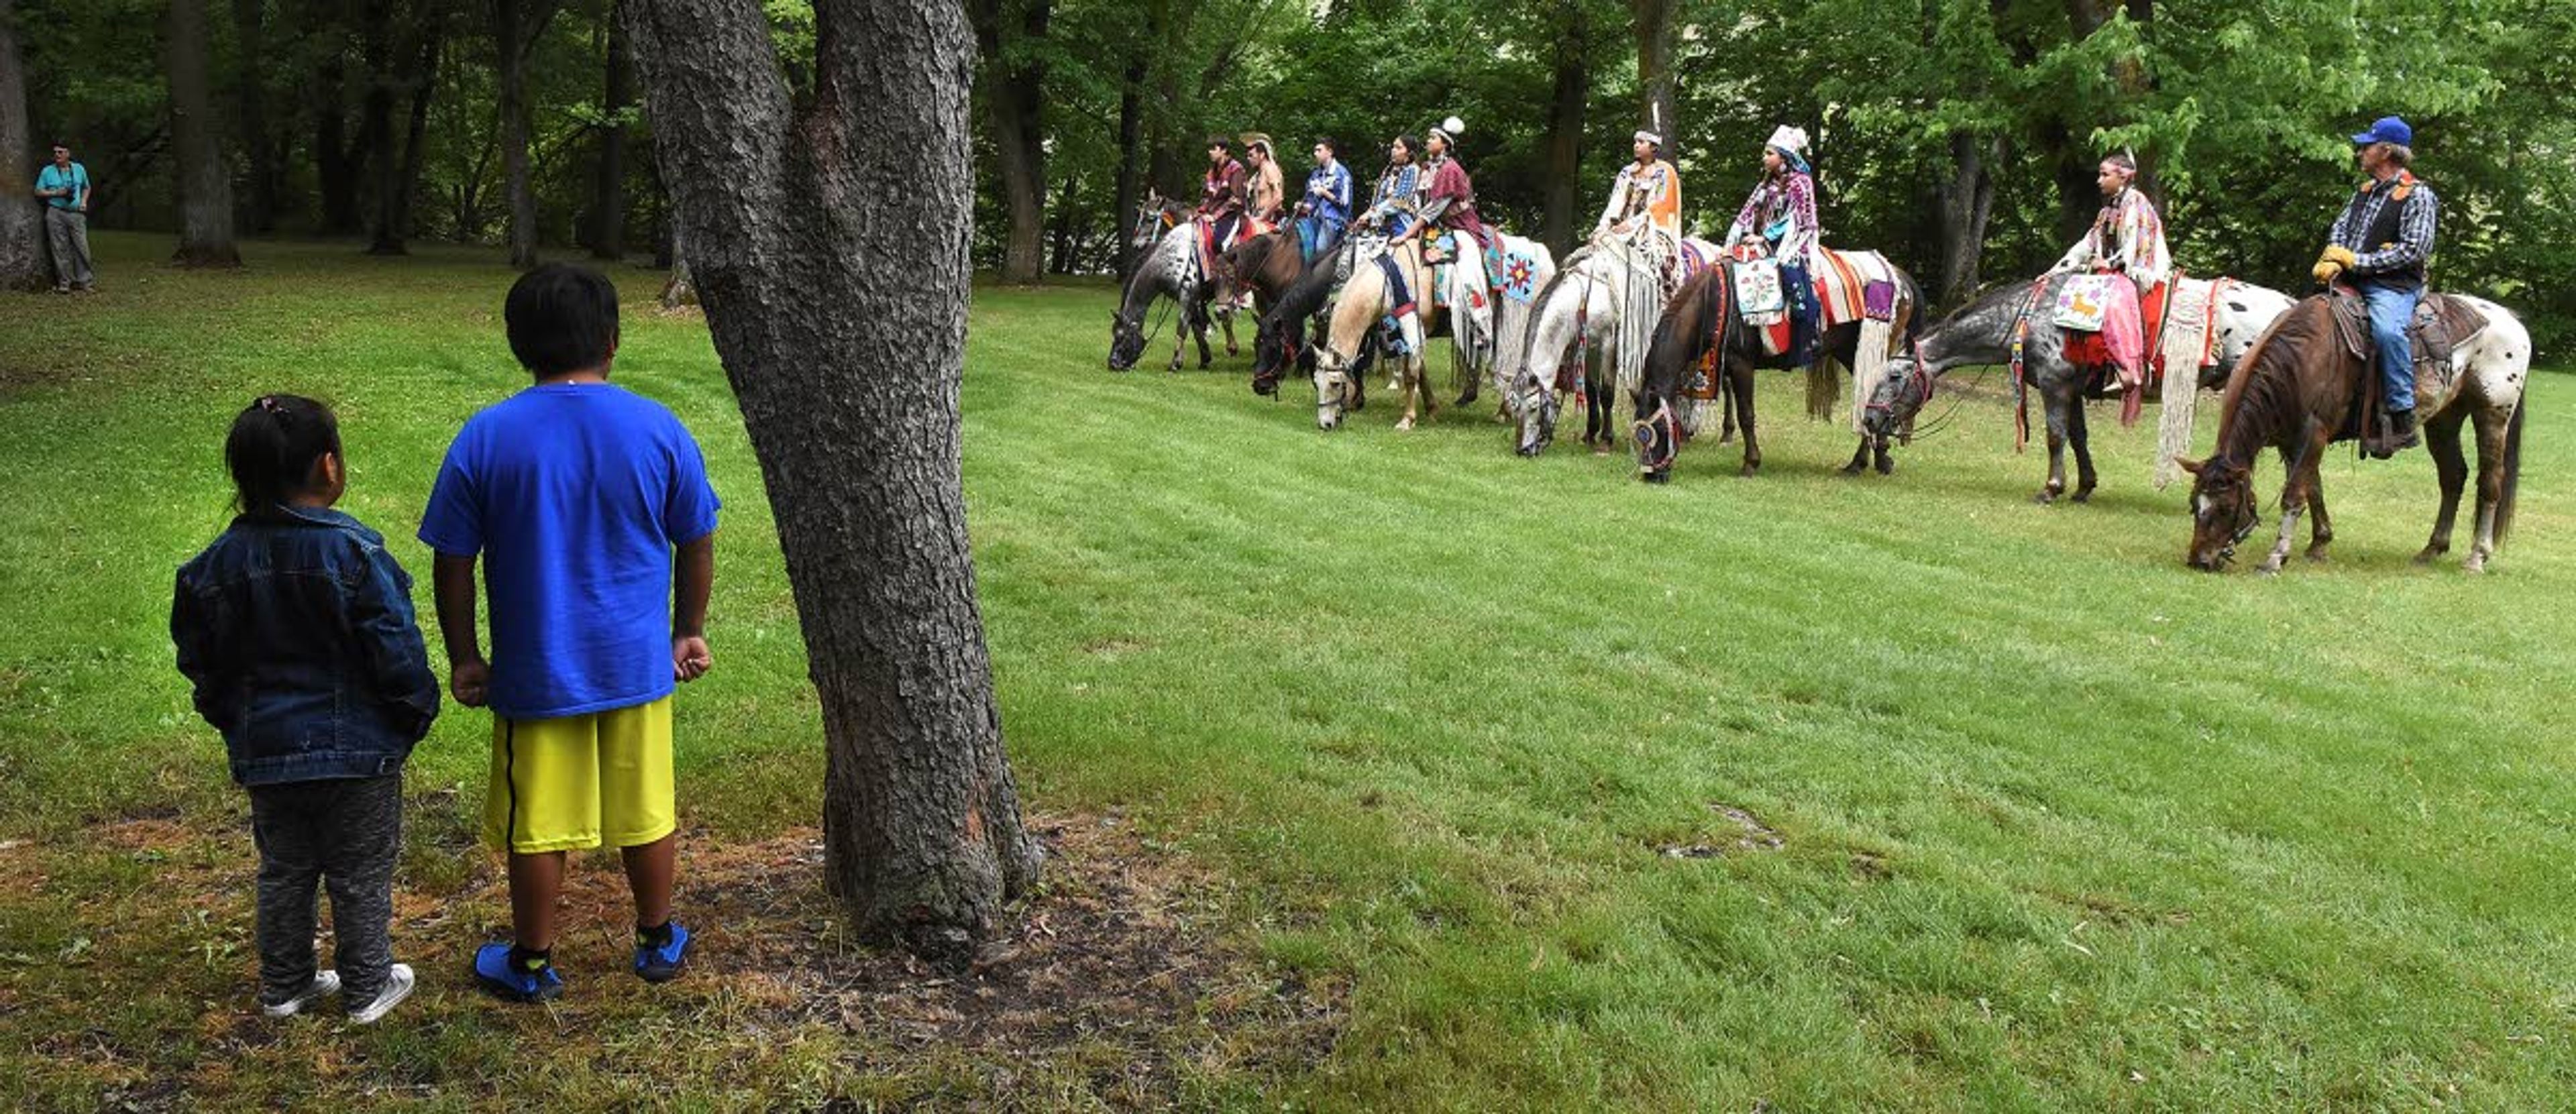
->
[2212, 294, 2337, 464]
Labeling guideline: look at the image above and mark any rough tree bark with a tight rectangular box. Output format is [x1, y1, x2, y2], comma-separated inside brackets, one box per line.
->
[971, 0, 1049, 284]
[166, 0, 243, 267]
[316, 54, 368, 235]
[590, 1, 633, 260]
[1540, 5, 1589, 258]
[495, 0, 562, 268]
[1935, 132, 1997, 307]
[359, 0, 398, 252]
[1630, 0, 1676, 149]
[627, 0, 1041, 966]
[371, 7, 443, 255]
[230, 0, 278, 232]
[1110, 48, 1144, 282]
[0, 0, 42, 289]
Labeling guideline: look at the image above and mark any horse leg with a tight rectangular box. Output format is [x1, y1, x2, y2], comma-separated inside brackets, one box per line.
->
[1840, 436, 1870, 476]
[1198, 308, 1217, 368]
[1718, 368, 1739, 445]
[2259, 424, 2333, 575]
[1168, 299, 1191, 373]
[1222, 308, 1238, 358]
[1396, 355, 1424, 431]
[1731, 364, 1762, 477]
[2416, 408, 2470, 565]
[2299, 455, 2334, 561]
[1874, 433, 1896, 476]
[2035, 387, 2071, 504]
[2068, 399, 2099, 503]
[2465, 404, 2513, 573]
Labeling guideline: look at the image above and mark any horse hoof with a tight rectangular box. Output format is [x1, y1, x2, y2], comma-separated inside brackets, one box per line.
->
[2257, 561, 2282, 577]
[1874, 458, 1894, 476]
[2413, 546, 2444, 565]
[1396, 419, 1415, 432]
[2031, 491, 2057, 505]
[1641, 469, 1670, 485]
[2071, 489, 2093, 504]
[2306, 547, 2331, 563]
[1839, 461, 1864, 476]
[2464, 554, 2489, 575]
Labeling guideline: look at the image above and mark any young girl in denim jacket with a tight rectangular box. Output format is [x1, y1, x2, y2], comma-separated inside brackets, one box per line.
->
[172, 395, 439, 1023]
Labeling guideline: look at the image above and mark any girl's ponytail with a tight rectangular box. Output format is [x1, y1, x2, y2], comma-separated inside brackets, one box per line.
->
[223, 394, 341, 514]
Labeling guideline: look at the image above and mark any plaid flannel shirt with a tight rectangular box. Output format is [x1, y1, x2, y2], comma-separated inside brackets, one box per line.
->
[2329, 173, 2438, 278]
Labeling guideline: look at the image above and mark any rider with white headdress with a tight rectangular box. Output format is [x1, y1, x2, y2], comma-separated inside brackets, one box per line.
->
[1412, 115, 1499, 364]
[1723, 124, 1823, 366]
[1594, 124, 1684, 290]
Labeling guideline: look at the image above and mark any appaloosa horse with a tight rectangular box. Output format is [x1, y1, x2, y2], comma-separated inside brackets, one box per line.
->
[1630, 255, 1921, 482]
[1108, 193, 1242, 372]
[2180, 291, 2530, 574]
[1860, 274, 2295, 502]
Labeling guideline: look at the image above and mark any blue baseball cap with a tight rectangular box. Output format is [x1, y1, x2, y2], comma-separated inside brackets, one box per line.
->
[2352, 116, 2412, 147]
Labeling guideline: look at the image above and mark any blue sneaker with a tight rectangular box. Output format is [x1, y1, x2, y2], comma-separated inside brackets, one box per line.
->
[634, 921, 690, 983]
[473, 942, 564, 1003]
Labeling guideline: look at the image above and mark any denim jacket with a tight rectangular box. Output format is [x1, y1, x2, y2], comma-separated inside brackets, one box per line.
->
[172, 505, 439, 785]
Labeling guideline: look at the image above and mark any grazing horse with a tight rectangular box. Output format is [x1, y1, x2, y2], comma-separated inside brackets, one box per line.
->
[1630, 255, 1921, 482]
[1108, 194, 1241, 372]
[1307, 233, 1553, 432]
[2180, 292, 2529, 574]
[1861, 274, 2295, 502]
[1511, 235, 1719, 457]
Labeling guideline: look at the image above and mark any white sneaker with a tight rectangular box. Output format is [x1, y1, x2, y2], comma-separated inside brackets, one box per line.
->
[347, 963, 416, 1025]
[260, 970, 341, 1018]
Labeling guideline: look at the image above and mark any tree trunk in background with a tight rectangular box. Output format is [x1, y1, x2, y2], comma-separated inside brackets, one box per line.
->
[166, 0, 243, 267]
[1540, 6, 1589, 258]
[359, 0, 398, 252]
[495, 0, 560, 268]
[658, 211, 693, 307]
[0, 0, 42, 289]
[316, 55, 367, 235]
[373, 11, 442, 255]
[231, 0, 278, 232]
[591, 1, 632, 260]
[1630, 0, 1676, 148]
[1111, 48, 1144, 282]
[971, 0, 1050, 284]
[1935, 132, 1996, 307]
[629, 0, 1040, 969]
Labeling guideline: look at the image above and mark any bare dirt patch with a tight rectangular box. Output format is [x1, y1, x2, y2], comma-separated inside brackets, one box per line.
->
[1658, 803, 1785, 860]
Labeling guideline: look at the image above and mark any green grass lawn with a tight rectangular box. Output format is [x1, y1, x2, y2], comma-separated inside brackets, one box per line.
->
[3, 232, 2572, 1111]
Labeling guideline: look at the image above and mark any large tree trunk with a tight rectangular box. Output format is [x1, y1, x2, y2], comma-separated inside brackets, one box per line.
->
[628, 0, 1040, 967]
[0, 0, 42, 289]
[1630, 0, 1676, 146]
[495, 0, 559, 268]
[358, 0, 398, 253]
[316, 53, 367, 235]
[590, 1, 632, 260]
[230, 0, 278, 232]
[166, 0, 243, 267]
[971, 0, 1049, 284]
[372, 8, 442, 254]
[1935, 132, 1996, 307]
[1110, 48, 1145, 282]
[1540, 7, 1589, 258]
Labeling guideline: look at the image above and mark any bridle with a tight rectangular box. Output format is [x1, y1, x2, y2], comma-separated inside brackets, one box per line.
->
[2195, 457, 2261, 565]
[1631, 396, 1678, 474]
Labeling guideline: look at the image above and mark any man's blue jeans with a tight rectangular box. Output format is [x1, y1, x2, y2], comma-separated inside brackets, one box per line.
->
[1297, 217, 1344, 262]
[2358, 278, 2421, 413]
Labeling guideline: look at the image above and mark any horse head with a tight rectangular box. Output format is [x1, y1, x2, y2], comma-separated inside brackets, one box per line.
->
[1108, 309, 1146, 371]
[1130, 191, 1184, 250]
[1631, 388, 1678, 482]
[2178, 455, 2261, 571]
[1313, 345, 1356, 430]
[1862, 353, 1931, 441]
[1511, 372, 1558, 457]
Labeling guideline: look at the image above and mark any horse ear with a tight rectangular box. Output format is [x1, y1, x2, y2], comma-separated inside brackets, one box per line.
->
[2176, 456, 2203, 476]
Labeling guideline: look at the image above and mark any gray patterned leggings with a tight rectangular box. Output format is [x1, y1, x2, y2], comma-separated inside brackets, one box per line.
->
[248, 775, 403, 1007]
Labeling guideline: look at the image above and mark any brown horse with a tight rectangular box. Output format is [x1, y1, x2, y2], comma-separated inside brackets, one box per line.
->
[2180, 292, 2530, 574]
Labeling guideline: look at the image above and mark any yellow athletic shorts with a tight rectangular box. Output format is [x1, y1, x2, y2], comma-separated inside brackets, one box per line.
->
[484, 696, 676, 854]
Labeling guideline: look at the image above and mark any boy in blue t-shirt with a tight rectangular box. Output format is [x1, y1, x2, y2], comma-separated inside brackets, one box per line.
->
[420, 264, 720, 1001]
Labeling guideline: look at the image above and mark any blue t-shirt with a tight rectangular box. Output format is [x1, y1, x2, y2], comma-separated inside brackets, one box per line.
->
[36, 163, 89, 210]
[419, 383, 720, 719]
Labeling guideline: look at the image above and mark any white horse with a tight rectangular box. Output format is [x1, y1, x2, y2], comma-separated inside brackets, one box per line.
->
[1511, 233, 1719, 457]
[1108, 194, 1242, 372]
[1310, 231, 1554, 431]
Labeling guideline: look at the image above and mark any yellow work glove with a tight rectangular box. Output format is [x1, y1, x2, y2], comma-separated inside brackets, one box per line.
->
[2312, 244, 2357, 284]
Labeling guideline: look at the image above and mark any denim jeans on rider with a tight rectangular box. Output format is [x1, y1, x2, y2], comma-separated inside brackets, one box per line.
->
[2358, 278, 2421, 413]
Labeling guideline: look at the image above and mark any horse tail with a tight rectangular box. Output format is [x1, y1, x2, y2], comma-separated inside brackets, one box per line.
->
[1805, 362, 1840, 422]
[2497, 396, 2526, 544]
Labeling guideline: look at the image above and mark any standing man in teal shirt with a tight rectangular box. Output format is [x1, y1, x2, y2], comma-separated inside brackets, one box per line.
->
[34, 142, 94, 294]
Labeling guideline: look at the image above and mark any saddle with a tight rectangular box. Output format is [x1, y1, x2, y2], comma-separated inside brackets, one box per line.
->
[2329, 288, 2488, 445]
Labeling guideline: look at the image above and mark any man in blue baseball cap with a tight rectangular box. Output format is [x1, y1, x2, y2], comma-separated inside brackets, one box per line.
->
[2312, 115, 2438, 457]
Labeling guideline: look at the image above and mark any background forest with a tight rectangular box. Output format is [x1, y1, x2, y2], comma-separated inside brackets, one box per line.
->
[8, 0, 2572, 346]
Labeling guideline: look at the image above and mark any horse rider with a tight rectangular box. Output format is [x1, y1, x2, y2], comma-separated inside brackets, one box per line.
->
[2312, 115, 2438, 456]
[1244, 135, 1286, 226]
[1201, 135, 1250, 254]
[1723, 125, 1823, 366]
[2048, 149, 2171, 374]
[1414, 117, 1501, 360]
[1356, 134, 1422, 240]
[1593, 125, 1684, 292]
[1295, 137, 1354, 262]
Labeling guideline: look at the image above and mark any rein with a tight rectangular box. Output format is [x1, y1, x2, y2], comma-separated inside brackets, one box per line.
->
[2006, 278, 2049, 451]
